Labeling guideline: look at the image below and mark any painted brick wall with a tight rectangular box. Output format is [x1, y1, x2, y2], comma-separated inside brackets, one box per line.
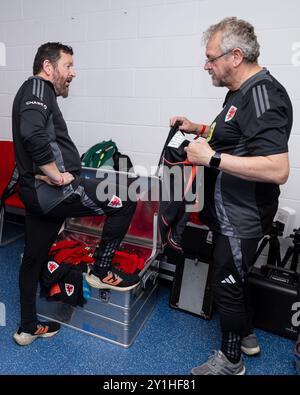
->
[0, 0, 300, 227]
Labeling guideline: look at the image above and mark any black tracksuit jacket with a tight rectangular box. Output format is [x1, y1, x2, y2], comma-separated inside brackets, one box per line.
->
[12, 76, 81, 214]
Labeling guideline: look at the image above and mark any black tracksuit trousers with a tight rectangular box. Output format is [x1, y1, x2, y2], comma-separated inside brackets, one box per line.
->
[211, 233, 261, 338]
[19, 177, 136, 330]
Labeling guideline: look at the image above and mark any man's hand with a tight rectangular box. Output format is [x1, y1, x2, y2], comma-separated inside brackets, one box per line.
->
[184, 139, 215, 167]
[169, 116, 199, 134]
[35, 172, 74, 186]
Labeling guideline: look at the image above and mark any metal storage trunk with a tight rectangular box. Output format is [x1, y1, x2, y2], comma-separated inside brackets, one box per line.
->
[37, 169, 160, 347]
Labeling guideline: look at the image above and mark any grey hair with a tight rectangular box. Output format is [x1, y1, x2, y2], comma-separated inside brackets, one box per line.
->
[203, 17, 260, 63]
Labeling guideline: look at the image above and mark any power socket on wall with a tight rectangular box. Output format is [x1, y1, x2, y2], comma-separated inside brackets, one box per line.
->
[274, 206, 296, 238]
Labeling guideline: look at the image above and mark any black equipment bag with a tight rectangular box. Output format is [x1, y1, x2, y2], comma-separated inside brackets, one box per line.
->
[181, 223, 213, 260]
[248, 264, 300, 340]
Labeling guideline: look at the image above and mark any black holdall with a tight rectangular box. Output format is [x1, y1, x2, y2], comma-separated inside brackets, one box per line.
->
[248, 264, 299, 340]
[248, 226, 300, 340]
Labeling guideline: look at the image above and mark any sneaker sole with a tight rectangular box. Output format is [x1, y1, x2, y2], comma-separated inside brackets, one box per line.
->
[191, 366, 246, 375]
[13, 330, 59, 346]
[85, 273, 140, 292]
[241, 345, 260, 356]
[237, 366, 246, 375]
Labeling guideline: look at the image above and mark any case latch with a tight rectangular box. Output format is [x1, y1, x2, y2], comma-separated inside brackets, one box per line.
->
[99, 289, 110, 302]
[141, 269, 159, 289]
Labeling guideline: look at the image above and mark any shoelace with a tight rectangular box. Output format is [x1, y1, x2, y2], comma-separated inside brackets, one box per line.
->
[207, 351, 219, 367]
[107, 271, 122, 282]
[206, 350, 232, 374]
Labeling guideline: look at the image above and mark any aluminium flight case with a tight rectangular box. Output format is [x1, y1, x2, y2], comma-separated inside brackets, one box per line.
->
[36, 168, 161, 348]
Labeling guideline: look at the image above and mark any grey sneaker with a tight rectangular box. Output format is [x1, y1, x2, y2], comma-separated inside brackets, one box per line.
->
[241, 334, 260, 356]
[191, 350, 246, 375]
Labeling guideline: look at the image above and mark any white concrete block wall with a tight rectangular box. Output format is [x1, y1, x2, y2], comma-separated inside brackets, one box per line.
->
[0, 0, 300, 227]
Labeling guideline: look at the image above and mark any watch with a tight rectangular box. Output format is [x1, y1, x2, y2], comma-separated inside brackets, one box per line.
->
[209, 152, 221, 168]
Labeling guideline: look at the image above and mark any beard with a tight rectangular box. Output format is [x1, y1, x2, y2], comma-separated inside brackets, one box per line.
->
[53, 69, 71, 98]
[210, 68, 231, 87]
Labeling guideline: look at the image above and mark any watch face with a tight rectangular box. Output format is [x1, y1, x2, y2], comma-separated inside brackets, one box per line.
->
[209, 153, 221, 168]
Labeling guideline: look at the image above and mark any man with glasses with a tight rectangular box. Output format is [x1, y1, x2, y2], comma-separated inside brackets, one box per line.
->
[171, 17, 292, 375]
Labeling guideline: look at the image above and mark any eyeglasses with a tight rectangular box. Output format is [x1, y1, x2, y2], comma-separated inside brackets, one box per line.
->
[204, 50, 233, 65]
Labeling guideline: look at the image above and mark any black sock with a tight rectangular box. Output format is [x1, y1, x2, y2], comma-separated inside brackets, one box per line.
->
[93, 239, 121, 270]
[221, 331, 242, 364]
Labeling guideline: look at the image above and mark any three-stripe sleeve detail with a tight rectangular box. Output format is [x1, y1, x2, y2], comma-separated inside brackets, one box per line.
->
[32, 78, 45, 101]
[252, 84, 270, 118]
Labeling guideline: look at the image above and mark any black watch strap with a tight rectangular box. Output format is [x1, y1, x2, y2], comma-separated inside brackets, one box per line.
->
[209, 152, 221, 168]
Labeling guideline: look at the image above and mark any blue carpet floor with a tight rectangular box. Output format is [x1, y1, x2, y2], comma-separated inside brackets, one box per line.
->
[0, 237, 297, 375]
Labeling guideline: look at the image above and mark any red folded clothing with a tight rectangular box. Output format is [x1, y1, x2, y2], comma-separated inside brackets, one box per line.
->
[112, 250, 145, 274]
